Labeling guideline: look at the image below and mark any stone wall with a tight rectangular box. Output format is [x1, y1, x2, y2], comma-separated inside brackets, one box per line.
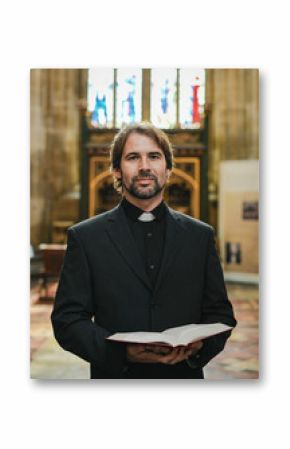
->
[206, 68, 259, 185]
[30, 69, 87, 246]
[206, 69, 259, 228]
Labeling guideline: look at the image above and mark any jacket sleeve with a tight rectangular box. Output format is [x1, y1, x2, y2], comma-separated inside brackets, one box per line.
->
[188, 227, 237, 369]
[51, 227, 127, 377]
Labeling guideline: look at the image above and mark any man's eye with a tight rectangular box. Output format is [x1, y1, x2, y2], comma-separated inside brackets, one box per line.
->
[150, 154, 161, 159]
[128, 155, 138, 160]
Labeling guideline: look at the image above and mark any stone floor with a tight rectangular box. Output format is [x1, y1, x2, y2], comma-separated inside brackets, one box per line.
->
[30, 281, 259, 380]
[204, 283, 259, 380]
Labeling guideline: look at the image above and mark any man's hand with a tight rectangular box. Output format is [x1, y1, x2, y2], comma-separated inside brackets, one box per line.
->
[187, 340, 203, 355]
[126, 341, 203, 365]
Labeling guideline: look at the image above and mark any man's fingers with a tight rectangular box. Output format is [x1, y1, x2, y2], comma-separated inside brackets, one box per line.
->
[127, 344, 174, 363]
[188, 341, 203, 351]
[166, 348, 184, 365]
[159, 346, 195, 365]
[137, 350, 176, 364]
[159, 347, 184, 364]
[127, 342, 202, 364]
[144, 344, 171, 355]
[169, 347, 193, 365]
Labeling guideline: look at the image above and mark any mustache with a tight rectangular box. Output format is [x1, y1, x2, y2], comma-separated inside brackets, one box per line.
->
[133, 171, 157, 181]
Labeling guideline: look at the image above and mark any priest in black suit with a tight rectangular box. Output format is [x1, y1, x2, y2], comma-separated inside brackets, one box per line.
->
[51, 122, 237, 379]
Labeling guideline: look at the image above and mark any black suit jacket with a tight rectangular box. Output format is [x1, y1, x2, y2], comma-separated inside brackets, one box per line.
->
[51, 203, 237, 379]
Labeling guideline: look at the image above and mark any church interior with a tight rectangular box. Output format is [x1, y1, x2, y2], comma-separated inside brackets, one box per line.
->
[30, 68, 259, 379]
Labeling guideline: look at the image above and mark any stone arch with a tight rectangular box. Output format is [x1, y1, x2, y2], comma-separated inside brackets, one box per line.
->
[89, 170, 114, 216]
[169, 167, 199, 217]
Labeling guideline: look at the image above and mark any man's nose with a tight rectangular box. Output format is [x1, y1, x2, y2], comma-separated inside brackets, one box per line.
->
[138, 156, 150, 170]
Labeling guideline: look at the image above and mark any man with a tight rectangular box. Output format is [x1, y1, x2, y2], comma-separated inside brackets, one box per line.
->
[51, 122, 236, 379]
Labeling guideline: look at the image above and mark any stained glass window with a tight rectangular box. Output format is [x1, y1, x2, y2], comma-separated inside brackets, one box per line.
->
[116, 68, 142, 128]
[179, 69, 205, 129]
[87, 68, 114, 128]
[151, 68, 177, 128]
[87, 68, 206, 129]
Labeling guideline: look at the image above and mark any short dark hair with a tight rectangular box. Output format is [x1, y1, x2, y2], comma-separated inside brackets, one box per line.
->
[110, 122, 174, 192]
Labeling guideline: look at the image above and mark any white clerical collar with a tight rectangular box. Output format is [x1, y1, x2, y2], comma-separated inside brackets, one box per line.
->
[138, 212, 155, 222]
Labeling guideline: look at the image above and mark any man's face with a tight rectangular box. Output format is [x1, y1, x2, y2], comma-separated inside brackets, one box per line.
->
[115, 132, 171, 200]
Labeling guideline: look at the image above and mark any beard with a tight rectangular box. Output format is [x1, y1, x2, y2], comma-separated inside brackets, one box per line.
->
[122, 171, 164, 200]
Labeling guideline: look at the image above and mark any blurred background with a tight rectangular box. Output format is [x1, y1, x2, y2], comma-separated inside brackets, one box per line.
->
[30, 68, 259, 379]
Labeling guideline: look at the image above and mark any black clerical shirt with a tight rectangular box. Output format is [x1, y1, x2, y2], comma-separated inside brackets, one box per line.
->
[121, 197, 202, 369]
[121, 198, 166, 289]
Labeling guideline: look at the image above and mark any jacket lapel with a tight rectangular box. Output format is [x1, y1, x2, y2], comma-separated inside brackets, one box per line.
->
[106, 204, 152, 290]
[154, 206, 185, 295]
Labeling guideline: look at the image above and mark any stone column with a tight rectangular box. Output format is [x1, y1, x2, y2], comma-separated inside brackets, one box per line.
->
[30, 68, 87, 246]
[206, 68, 259, 230]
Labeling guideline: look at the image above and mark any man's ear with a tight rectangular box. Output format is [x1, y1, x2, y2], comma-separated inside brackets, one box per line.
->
[113, 168, 121, 180]
[166, 169, 172, 180]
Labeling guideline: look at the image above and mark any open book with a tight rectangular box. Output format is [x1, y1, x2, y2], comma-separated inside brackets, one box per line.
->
[107, 322, 233, 347]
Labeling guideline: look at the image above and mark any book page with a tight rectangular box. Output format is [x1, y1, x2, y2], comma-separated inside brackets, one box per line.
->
[163, 323, 233, 346]
[107, 331, 175, 345]
[162, 323, 199, 338]
[107, 323, 232, 346]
